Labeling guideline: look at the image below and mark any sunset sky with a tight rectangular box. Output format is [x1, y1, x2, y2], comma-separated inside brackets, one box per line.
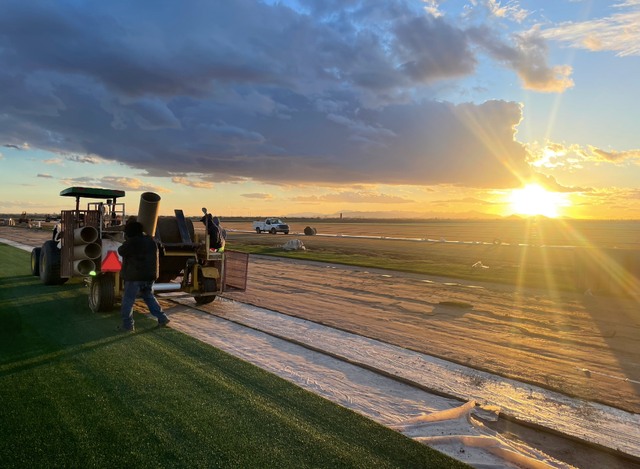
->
[0, 0, 639, 219]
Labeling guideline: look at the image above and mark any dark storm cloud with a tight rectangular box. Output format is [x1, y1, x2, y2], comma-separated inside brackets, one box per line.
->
[0, 0, 576, 190]
[394, 15, 477, 83]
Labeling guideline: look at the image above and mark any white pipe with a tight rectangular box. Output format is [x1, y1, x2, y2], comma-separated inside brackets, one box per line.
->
[74, 226, 99, 245]
[152, 283, 182, 291]
[73, 242, 102, 260]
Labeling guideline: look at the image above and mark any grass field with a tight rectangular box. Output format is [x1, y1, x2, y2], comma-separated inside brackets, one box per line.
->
[225, 233, 579, 291]
[222, 218, 640, 248]
[0, 243, 468, 469]
[213, 218, 640, 292]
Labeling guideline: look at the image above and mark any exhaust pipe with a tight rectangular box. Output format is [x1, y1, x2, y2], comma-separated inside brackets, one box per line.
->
[137, 192, 161, 237]
[73, 226, 98, 245]
[73, 242, 102, 260]
[74, 259, 96, 276]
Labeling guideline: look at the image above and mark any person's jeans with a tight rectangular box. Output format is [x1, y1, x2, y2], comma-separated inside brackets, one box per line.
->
[121, 280, 169, 329]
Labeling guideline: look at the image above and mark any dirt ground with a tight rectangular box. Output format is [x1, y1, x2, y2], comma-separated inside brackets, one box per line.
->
[4, 225, 640, 468]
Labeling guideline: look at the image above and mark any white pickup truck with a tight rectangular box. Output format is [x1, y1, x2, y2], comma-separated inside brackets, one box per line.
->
[253, 218, 290, 234]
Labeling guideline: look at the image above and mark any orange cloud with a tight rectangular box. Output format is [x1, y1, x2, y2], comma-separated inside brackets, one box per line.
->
[171, 177, 213, 189]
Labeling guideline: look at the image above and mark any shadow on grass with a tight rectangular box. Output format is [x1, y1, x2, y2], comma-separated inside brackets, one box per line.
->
[0, 244, 163, 370]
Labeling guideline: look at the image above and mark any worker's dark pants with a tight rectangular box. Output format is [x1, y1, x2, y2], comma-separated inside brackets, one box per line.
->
[121, 281, 169, 330]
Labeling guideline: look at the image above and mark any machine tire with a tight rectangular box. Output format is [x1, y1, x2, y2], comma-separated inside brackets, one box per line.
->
[256, 227, 261, 234]
[39, 240, 67, 285]
[89, 273, 116, 312]
[195, 278, 217, 305]
[30, 247, 41, 276]
[270, 228, 277, 235]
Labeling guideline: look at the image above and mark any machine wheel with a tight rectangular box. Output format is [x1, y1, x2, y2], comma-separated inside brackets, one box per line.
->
[195, 278, 217, 305]
[40, 240, 67, 285]
[256, 227, 261, 234]
[270, 228, 277, 235]
[89, 273, 116, 312]
[30, 247, 41, 276]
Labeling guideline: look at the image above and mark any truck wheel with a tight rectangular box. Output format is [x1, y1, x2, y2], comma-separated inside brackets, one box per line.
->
[89, 273, 116, 312]
[270, 228, 277, 235]
[40, 240, 67, 285]
[256, 227, 261, 234]
[30, 247, 41, 276]
[195, 278, 216, 305]
[284, 231, 289, 235]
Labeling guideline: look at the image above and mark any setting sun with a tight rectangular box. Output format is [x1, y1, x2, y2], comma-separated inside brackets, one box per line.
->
[510, 185, 564, 218]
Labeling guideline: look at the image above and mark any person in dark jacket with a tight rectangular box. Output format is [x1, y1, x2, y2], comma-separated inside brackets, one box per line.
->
[200, 213, 225, 250]
[116, 221, 170, 332]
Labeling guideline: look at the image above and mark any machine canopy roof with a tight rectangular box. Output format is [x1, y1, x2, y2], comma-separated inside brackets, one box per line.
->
[59, 187, 125, 199]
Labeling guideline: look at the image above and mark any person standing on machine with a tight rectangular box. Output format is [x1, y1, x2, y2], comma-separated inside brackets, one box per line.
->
[200, 212, 225, 251]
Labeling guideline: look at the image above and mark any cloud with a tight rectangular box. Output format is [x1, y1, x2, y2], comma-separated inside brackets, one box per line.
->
[241, 193, 275, 200]
[289, 191, 416, 204]
[99, 177, 171, 193]
[432, 197, 508, 205]
[467, 26, 574, 92]
[171, 177, 214, 189]
[64, 154, 103, 164]
[0, 0, 576, 193]
[61, 176, 171, 193]
[393, 15, 477, 84]
[532, 173, 593, 193]
[0, 200, 61, 209]
[583, 35, 603, 51]
[485, 0, 531, 23]
[42, 158, 63, 164]
[542, 2, 640, 57]
[588, 146, 640, 163]
[526, 141, 568, 167]
[37, 173, 53, 178]
[3, 144, 22, 150]
[0, 152, 3, 160]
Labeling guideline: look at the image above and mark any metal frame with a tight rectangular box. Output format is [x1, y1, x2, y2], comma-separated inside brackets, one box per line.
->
[60, 209, 101, 278]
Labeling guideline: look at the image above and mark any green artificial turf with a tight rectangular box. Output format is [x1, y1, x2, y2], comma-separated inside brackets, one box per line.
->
[0, 243, 469, 469]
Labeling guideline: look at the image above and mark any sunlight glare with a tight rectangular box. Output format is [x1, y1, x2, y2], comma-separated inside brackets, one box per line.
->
[510, 185, 564, 218]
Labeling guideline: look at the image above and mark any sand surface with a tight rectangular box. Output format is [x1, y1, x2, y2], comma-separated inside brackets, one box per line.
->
[225, 254, 640, 415]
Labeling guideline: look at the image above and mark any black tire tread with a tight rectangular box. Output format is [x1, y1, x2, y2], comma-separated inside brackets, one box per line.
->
[89, 273, 116, 312]
[39, 240, 66, 285]
[195, 277, 216, 305]
[31, 247, 41, 276]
